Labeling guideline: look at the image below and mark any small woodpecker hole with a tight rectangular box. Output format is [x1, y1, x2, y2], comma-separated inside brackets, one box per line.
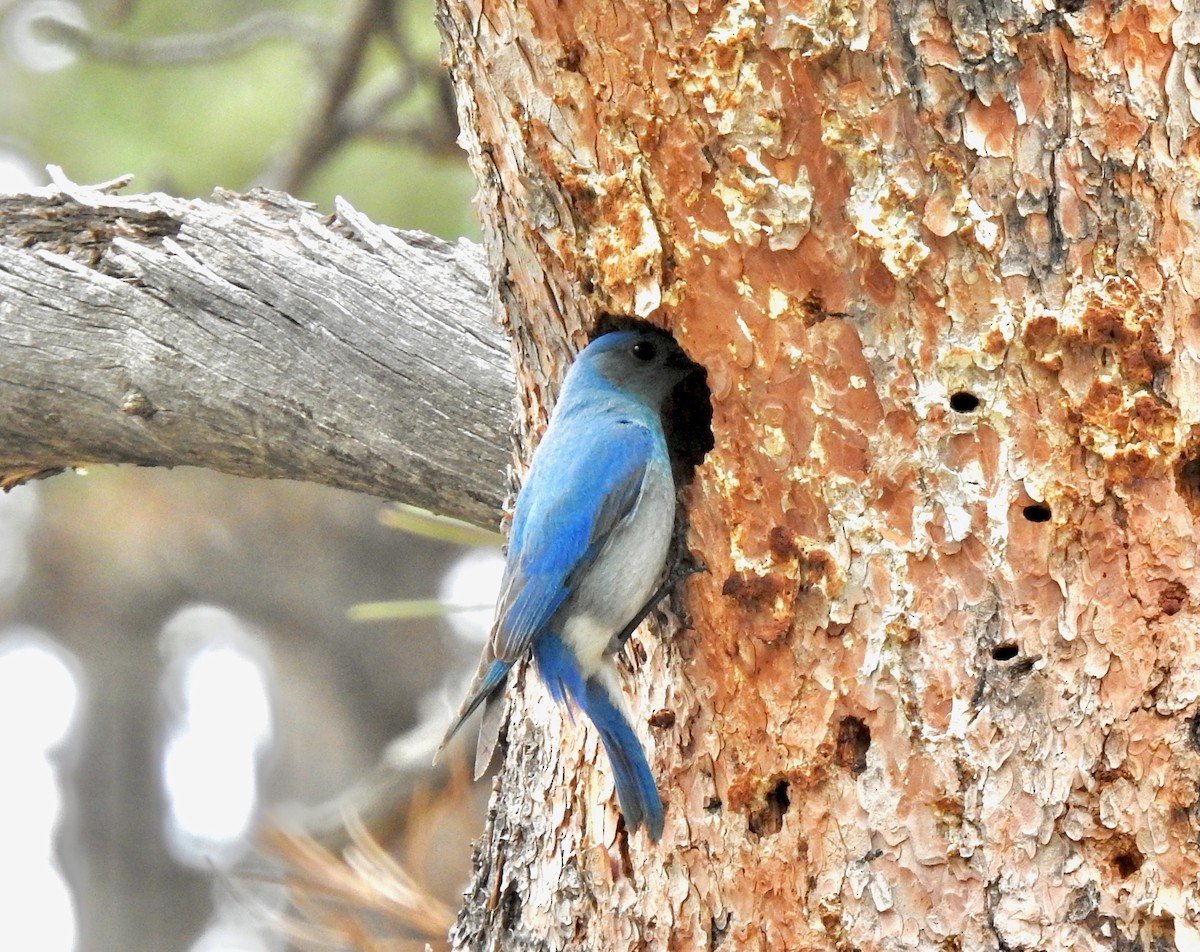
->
[1177, 452, 1200, 519]
[949, 391, 981, 413]
[992, 643, 1019, 662]
[647, 709, 676, 730]
[1022, 503, 1052, 523]
[1187, 711, 1200, 752]
[835, 716, 872, 775]
[747, 778, 791, 837]
[1112, 850, 1143, 879]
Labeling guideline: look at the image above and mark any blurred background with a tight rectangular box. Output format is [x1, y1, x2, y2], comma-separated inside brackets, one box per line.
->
[0, 2, 501, 949]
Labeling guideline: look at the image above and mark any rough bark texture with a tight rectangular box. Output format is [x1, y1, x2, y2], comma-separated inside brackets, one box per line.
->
[0, 183, 513, 527]
[437, 0, 1200, 949]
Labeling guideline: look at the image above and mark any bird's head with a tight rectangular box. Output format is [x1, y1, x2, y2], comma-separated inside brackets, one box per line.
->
[577, 328, 695, 411]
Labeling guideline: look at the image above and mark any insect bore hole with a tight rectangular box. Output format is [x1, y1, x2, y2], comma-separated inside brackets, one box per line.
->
[949, 391, 981, 413]
[1022, 503, 1051, 523]
[992, 643, 1019, 662]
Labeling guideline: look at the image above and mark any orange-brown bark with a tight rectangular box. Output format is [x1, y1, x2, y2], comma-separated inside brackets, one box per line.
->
[437, 0, 1200, 947]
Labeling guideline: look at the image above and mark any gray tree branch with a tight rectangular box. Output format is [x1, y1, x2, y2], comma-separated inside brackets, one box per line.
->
[0, 179, 514, 529]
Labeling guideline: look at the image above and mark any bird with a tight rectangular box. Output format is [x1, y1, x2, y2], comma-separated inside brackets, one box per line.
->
[435, 327, 694, 842]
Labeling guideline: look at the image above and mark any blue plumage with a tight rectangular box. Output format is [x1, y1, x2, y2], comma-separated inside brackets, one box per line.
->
[436, 328, 691, 841]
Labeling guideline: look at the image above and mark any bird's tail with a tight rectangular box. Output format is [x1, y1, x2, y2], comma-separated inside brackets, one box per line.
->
[581, 674, 665, 842]
[531, 634, 664, 840]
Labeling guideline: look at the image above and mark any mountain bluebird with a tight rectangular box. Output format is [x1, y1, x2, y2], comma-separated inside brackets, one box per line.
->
[437, 327, 694, 841]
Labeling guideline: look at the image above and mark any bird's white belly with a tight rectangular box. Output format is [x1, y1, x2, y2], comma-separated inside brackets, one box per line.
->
[561, 614, 615, 679]
[562, 467, 675, 679]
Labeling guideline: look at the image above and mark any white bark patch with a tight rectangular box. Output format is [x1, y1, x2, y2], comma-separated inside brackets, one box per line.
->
[681, 0, 813, 250]
[712, 163, 813, 250]
[1166, 1, 1200, 156]
[763, 0, 871, 53]
[823, 116, 931, 280]
[577, 166, 665, 317]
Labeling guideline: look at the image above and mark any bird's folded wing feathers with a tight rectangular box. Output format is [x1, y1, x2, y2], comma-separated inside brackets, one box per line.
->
[490, 420, 655, 663]
[436, 418, 655, 763]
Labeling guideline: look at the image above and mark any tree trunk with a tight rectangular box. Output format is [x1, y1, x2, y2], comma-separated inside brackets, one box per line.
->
[437, 0, 1200, 949]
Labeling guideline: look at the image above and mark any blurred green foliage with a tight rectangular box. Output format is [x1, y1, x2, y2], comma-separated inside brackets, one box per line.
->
[0, 0, 479, 239]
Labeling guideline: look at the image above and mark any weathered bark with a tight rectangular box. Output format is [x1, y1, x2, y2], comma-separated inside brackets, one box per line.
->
[0, 183, 512, 527]
[437, 0, 1200, 949]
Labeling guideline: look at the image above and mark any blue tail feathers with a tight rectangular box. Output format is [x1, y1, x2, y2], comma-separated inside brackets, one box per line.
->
[533, 633, 664, 841]
[582, 675, 665, 841]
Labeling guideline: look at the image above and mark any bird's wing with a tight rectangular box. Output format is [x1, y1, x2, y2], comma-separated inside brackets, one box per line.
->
[491, 417, 655, 663]
[434, 416, 653, 764]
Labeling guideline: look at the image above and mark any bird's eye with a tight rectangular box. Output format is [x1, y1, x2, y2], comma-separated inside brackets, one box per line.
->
[632, 341, 657, 362]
